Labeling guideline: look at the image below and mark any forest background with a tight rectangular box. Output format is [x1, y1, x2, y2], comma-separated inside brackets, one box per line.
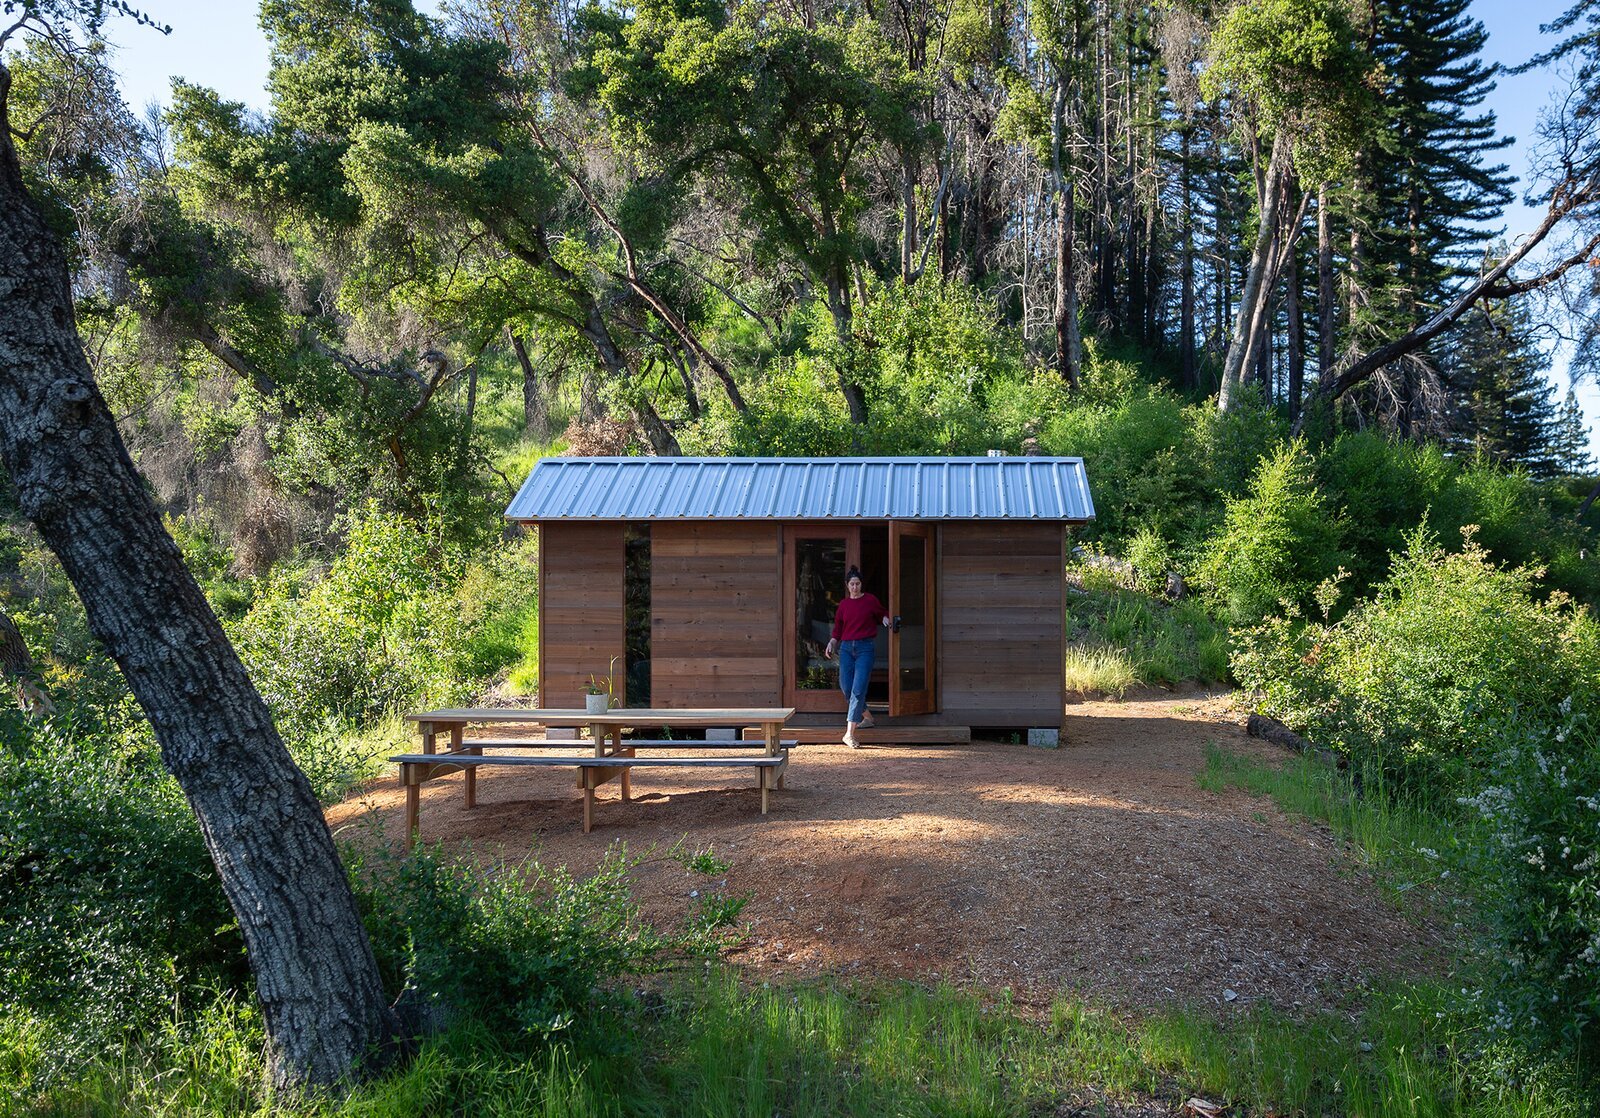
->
[8, 0, 1600, 1112]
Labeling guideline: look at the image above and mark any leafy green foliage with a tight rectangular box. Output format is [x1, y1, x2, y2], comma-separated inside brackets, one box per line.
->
[1197, 442, 1349, 626]
[0, 716, 243, 1065]
[1459, 706, 1600, 1064]
[1065, 582, 1230, 688]
[350, 843, 683, 1037]
[1234, 530, 1600, 794]
[229, 506, 538, 733]
[1202, 0, 1376, 183]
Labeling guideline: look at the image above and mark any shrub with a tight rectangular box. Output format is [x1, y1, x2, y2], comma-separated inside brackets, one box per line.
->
[349, 843, 735, 1037]
[1316, 431, 1453, 595]
[230, 507, 538, 730]
[0, 712, 243, 1064]
[1458, 704, 1600, 1064]
[1234, 529, 1600, 793]
[1197, 441, 1348, 626]
[1124, 525, 1174, 594]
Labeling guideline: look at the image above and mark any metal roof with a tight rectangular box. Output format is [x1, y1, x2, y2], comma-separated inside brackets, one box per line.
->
[505, 457, 1095, 522]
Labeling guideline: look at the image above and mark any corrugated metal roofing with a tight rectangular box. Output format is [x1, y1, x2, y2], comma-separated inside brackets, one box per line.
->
[505, 457, 1095, 522]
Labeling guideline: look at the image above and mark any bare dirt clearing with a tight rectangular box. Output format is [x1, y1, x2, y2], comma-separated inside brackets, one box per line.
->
[330, 694, 1441, 1013]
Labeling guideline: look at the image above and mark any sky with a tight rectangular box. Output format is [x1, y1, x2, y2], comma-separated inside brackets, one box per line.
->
[96, 0, 1600, 454]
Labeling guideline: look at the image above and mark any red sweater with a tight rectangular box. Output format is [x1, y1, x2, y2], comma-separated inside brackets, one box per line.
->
[832, 594, 887, 641]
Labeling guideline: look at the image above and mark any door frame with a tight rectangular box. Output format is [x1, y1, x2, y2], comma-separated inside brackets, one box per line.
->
[888, 521, 937, 716]
[781, 524, 860, 712]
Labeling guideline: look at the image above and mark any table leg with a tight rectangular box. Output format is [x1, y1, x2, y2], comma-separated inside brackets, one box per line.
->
[404, 767, 420, 849]
[613, 728, 631, 800]
[451, 725, 476, 808]
[763, 721, 779, 757]
[582, 769, 595, 834]
[420, 721, 436, 755]
[760, 766, 769, 815]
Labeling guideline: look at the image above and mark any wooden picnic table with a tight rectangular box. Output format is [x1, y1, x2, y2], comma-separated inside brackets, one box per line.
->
[398, 707, 797, 837]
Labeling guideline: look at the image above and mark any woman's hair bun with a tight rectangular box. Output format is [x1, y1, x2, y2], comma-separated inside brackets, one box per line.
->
[845, 565, 863, 581]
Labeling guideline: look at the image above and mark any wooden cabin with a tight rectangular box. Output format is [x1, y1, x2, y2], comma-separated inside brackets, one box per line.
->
[506, 457, 1095, 734]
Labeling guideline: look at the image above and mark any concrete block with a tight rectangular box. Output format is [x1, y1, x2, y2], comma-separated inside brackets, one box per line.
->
[1027, 727, 1060, 748]
[545, 727, 578, 741]
[706, 727, 738, 741]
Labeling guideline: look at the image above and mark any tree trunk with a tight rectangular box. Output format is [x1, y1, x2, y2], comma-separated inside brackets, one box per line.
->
[1287, 241, 1305, 420]
[826, 271, 868, 426]
[1317, 185, 1335, 384]
[0, 60, 404, 1092]
[1180, 129, 1197, 392]
[1219, 134, 1289, 411]
[509, 330, 549, 439]
[1051, 73, 1081, 389]
[901, 150, 917, 283]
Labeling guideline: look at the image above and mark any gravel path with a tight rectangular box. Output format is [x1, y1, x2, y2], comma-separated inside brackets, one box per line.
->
[330, 694, 1442, 1013]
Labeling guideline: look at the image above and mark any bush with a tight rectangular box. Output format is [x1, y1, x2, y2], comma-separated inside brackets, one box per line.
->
[0, 712, 243, 1064]
[1316, 431, 1453, 595]
[350, 842, 736, 1037]
[1458, 704, 1600, 1064]
[1197, 441, 1348, 626]
[230, 507, 539, 730]
[1234, 529, 1600, 794]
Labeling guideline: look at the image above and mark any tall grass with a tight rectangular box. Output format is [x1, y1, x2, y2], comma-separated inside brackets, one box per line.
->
[6, 973, 1589, 1117]
[1063, 644, 1139, 696]
[1066, 583, 1230, 689]
[1196, 742, 1456, 892]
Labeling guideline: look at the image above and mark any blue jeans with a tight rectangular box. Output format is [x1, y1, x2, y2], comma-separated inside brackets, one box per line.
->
[837, 638, 874, 724]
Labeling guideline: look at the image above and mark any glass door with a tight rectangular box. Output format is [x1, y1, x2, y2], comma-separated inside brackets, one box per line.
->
[888, 522, 936, 716]
[782, 526, 860, 712]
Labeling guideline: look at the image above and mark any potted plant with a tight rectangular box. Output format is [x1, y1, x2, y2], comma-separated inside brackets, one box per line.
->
[584, 657, 618, 714]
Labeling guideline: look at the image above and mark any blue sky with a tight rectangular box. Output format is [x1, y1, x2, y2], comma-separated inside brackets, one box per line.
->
[100, 0, 1600, 450]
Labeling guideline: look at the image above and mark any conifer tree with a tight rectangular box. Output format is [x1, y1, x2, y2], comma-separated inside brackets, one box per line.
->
[1555, 389, 1597, 475]
[1355, 0, 1514, 432]
[1444, 297, 1562, 477]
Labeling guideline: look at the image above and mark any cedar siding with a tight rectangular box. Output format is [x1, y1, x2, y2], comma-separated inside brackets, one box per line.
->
[649, 522, 783, 707]
[936, 523, 1066, 727]
[539, 522, 626, 707]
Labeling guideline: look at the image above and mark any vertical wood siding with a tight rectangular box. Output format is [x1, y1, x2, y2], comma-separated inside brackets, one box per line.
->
[650, 523, 782, 707]
[540, 522, 626, 707]
[937, 523, 1065, 726]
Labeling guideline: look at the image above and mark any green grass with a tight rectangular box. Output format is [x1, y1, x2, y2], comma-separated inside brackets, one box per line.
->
[5, 972, 1589, 1117]
[1063, 643, 1139, 696]
[1065, 583, 1230, 689]
[1197, 742, 1460, 900]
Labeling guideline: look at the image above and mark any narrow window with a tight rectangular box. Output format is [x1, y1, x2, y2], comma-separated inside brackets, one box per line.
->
[624, 524, 651, 707]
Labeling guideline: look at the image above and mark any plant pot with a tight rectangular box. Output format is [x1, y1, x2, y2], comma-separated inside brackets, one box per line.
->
[584, 693, 609, 714]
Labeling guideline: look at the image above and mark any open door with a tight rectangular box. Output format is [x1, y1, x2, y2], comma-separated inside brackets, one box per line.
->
[782, 525, 860, 712]
[889, 522, 936, 716]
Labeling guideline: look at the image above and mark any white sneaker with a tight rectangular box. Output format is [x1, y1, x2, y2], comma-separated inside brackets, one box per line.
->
[843, 730, 860, 749]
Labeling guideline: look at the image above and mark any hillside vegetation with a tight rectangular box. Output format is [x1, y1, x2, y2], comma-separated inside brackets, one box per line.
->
[5, 0, 1600, 1110]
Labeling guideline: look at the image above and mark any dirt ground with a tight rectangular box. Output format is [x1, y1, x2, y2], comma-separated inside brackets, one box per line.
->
[330, 694, 1442, 1014]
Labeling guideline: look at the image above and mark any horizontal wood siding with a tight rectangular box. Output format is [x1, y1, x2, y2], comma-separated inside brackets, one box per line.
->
[540, 523, 625, 707]
[651, 523, 782, 707]
[938, 523, 1064, 727]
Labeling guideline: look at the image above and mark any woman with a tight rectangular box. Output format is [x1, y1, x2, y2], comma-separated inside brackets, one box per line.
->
[824, 566, 891, 749]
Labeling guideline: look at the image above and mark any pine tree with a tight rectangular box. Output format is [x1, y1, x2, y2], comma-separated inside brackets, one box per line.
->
[1444, 297, 1562, 477]
[1355, 0, 1515, 432]
[1555, 389, 1597, 476]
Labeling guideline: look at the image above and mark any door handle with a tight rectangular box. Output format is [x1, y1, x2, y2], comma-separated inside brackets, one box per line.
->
[892, 615, 902, 633]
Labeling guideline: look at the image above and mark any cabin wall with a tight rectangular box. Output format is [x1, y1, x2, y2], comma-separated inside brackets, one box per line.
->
[650, 522, 783, 707]
[937, 522, 1065, 727]
[539, 522, 626, 707]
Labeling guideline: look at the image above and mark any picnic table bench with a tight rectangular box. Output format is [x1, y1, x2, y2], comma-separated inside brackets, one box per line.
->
[396, 707, 798, 840]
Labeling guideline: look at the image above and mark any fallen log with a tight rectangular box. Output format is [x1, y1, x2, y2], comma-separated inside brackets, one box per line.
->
[1245, 713, 1362, 797]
